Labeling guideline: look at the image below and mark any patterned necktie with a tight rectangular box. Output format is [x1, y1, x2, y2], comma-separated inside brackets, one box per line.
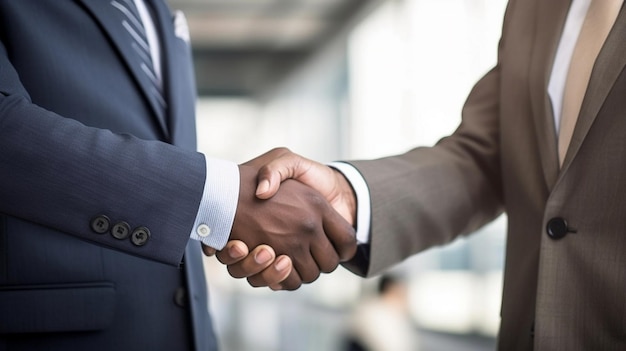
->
[558, 0, 623, 166]
[111, 0, 167, 111]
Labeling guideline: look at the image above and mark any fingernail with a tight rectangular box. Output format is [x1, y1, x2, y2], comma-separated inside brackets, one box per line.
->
[254, 249, 272, 264]
[229, 244, 245, 258]
[256, 179, 270, 196]
[274, 256, 290, 271]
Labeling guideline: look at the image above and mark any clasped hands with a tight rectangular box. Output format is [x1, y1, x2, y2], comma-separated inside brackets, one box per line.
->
[202, 148, 357, 290]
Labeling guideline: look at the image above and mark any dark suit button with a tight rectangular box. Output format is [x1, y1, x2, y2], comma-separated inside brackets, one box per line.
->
[546, 217, 568, 240]
[174, 287, 186, 307]
[131, 227, 151, 246]
[111, 222, 131, 240]
[90, 215, 110, 234]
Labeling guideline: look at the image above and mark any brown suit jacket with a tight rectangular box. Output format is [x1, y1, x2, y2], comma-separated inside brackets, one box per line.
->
[348, 0, 626, 349]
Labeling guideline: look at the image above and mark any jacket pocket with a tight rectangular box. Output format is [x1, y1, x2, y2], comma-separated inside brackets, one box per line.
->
[0, 281, 115, 334]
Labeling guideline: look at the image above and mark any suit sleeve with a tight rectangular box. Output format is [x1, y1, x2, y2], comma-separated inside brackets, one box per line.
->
[0, 40, 206, 266]
[347, 64, 505, 277]
[342, 0, 527, 277]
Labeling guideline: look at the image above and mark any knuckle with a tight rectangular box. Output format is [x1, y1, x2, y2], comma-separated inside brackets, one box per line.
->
[273, 146, 290, 154]
[299, 216, 318, 234]
[306, 191, 325, 207]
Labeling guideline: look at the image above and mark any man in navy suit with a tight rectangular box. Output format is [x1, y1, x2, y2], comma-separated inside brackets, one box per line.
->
[0, 1, 356, 350]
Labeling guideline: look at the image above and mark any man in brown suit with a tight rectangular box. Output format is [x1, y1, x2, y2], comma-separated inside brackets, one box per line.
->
[208, 0, 626, 349]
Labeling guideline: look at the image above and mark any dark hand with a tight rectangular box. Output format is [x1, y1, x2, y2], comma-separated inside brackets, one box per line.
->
[253, 148, 357, 226]
[224, 164, 356, 289]
[203, 241, 295, 290]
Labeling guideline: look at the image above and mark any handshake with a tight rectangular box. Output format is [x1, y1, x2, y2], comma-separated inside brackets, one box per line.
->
[203, 148, 359, 291]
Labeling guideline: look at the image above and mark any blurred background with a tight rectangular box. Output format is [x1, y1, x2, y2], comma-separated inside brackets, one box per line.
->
[168, 0, 508, 349]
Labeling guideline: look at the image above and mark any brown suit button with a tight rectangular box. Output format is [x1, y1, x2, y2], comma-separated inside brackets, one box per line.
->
[90, 215, 110, 234]
[131, 227, 151, 246]
[546, 217, 569, 240]
[111, 222, 131, 240]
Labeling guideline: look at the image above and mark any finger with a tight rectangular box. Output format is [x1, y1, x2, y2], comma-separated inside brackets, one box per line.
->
[290, 249, 321, 284]
[202, 244, 217, 256]
[247, 255, 293, 287]
[309, 231, 341, 273]
[322, 205, 358, 262]
[227, 245, 276, 279]
[270, 264, 303, 291]
[215, 240, 249, 265]
[307, 197, 341, 273]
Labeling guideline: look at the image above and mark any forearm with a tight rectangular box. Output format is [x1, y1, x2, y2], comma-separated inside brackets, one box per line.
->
[349, 67, 504, 276]
[0, 94, 205, 265]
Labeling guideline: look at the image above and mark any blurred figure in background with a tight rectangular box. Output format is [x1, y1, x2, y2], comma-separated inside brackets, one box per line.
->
[343, 275, 418, 351]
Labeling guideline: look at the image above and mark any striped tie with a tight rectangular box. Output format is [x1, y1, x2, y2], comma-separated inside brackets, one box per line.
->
[111, 0, 167, 111]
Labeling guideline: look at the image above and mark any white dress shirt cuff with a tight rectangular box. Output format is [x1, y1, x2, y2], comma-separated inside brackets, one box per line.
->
[189, 155, 239, 250]
[328, 161, 372, 244]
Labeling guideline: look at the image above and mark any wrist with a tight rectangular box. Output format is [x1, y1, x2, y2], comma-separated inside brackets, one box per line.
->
[190, 155, 239, 250]
[333, 169, 357, 227]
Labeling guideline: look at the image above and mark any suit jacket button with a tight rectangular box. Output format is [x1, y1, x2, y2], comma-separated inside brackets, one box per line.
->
[174, 287, 187, 307]
[546, 217, 568, 240]
[111, 221, 131, 240]
[90, 215, 110, 234]
[131, 227, 151, 246]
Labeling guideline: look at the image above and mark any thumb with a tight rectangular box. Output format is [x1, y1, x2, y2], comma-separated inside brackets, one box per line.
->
[255, 172, 282, 199]
[255, 155, 300, 199]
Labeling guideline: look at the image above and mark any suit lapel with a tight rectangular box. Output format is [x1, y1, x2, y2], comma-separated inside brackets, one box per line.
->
[528, 0, 572, 190]
[77, 0, 169, 138]
[560, 4, 626, 172]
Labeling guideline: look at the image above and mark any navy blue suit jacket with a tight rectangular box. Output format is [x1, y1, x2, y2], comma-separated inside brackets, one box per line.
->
[0, 1, 217, 350]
